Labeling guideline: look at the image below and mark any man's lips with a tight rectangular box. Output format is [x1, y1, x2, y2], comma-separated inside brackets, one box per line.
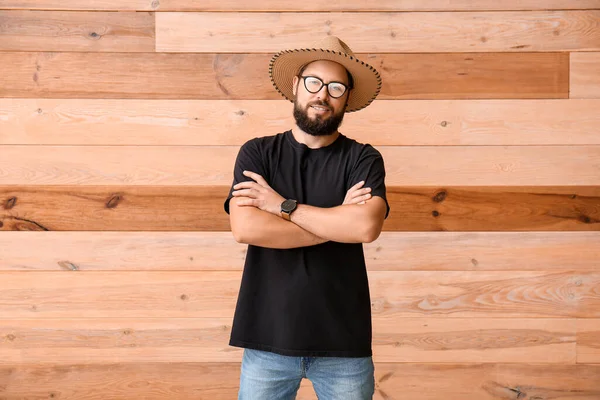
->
[309, 104, 331, 113]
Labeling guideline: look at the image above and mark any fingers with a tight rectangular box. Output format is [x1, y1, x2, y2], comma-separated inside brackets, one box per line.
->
[234, 197, 257, 206]
[349, 180, 365, 191]
[231, 188, 258, 198]
[349, 193, 372, 204]
[349, 187, 371, 199]
[233, 181, 259, 190]
[243, 170, 270, 188]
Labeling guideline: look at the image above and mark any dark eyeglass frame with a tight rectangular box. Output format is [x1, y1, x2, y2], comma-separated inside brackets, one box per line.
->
[298, 75, 350, 98]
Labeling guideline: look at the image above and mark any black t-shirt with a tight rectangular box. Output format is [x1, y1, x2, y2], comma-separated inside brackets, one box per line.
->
[224, 130, 390, 357]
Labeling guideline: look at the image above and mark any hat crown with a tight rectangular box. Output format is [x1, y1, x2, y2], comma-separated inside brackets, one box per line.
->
[313, 36, 355, 57]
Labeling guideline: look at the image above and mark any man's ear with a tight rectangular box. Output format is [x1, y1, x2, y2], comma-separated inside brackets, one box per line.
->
[292, 76, 299, 96]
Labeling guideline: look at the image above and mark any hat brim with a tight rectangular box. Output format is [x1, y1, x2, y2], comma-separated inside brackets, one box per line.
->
[269, 48, 381, 113]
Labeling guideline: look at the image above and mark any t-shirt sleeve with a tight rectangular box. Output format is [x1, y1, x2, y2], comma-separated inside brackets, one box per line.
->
[347, 145, 390, 219]
[224, 139, 266, 215]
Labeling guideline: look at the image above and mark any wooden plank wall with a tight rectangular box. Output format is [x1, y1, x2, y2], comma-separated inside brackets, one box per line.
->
[1, 2, 600, 399]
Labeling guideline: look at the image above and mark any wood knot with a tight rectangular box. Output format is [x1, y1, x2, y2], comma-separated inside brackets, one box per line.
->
[180, 294, 188, 300]
[6, 334, 16, 341]
[471, 258, 479, 266]
[106, 194, 122, 209]
[123, 329, 132, 335]
[570, 194, 577, 199]
[58, 261, 79, 271]
[235, 110, 246, 116]
[4, 197, 17, 209]
[0, 221, 3, 228]
[432, 210, 440, 217]
[578, 215, 592, 224]
[37, 108, 43, 114]
[440, 121, 448, 127]
[151, 0, 160, 8]
[89, 32, 100, 39]
[432, 191, 447, 203]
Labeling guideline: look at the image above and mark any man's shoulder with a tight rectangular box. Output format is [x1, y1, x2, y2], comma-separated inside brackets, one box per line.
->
[241, 131, 288, 149]
[339, 134, 381, 157]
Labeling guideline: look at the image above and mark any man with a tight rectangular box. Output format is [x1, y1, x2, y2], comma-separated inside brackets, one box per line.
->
[224, 36, 389, 399]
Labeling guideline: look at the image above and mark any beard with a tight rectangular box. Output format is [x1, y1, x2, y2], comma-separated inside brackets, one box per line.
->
[293, 99, 346, 136]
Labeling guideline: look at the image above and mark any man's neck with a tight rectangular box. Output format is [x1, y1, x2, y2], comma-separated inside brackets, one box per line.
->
[291, 127, 340, 149]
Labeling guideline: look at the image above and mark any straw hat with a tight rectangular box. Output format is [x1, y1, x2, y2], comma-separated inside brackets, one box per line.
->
[269, 36, 382, 113]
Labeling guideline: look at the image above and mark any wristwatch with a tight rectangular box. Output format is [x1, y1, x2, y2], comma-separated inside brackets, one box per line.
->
[280, 199, 298, 221]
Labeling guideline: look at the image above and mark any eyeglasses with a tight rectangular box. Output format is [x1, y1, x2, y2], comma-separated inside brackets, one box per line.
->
[298, 76, 349, 98]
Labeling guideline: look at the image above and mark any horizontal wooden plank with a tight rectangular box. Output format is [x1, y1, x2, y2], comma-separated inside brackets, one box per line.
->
[0, 271, 598, 318]
[2, 363, 600, 400]
[0, 317, 578, 364]
[0, 10, 155, 52]
[0, 52, 569, 99]
[373, 317, 577, 363]
[3, 99, 600, 146]
[1, 231, 599, 272]
[1, 146, 598, 186]
[1, 186, 599, 232]
[571, 52, 600, 98]
[577, 319, 600, 363]
[156, 11, 600, 53]
[3, 0, 600, 11]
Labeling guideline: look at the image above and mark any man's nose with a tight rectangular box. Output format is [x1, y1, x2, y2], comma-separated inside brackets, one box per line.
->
[316, 84, 330, 100]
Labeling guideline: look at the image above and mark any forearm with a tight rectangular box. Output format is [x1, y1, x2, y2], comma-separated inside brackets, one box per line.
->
[290, 201, 385, 243]
[230, 200, 327, 249]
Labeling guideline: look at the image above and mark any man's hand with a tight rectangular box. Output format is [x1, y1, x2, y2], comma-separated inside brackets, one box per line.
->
[343, 181, 372, 205]
[231, 171, 286, 216]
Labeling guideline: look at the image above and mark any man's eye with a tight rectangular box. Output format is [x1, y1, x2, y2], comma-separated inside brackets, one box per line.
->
[330, 84, 344, 93]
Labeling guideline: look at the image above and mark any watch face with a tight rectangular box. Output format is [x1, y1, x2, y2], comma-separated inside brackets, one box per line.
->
[282, 199, 297, 212]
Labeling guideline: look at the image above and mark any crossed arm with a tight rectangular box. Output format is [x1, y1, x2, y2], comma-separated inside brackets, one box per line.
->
[228, 171, 387, 249]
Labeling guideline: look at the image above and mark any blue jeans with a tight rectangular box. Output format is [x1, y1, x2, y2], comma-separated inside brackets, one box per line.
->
[238, 348, 375, 400]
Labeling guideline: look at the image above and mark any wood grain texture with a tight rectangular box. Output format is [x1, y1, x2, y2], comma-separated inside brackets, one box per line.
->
[0, 318, 579, 364]
[1, 146, 599, 186]
[156, 11, 600, 53]
[2, 363, 599, 400]
[3, 0, 600, 11]
[0, 52, 569, 99]
[1, 186, 599, 232]
[0, 271, 598, 318]
[0, 1, 158, 11]
[0, 10, 155, 52]
[1, 231, 599, 272]
[372, 317, 578, 363]
[571, 52, 600, 98]
[577, 319, 600, 363]
[3, 99, 600, 146]
[368, 271, 600, 319]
